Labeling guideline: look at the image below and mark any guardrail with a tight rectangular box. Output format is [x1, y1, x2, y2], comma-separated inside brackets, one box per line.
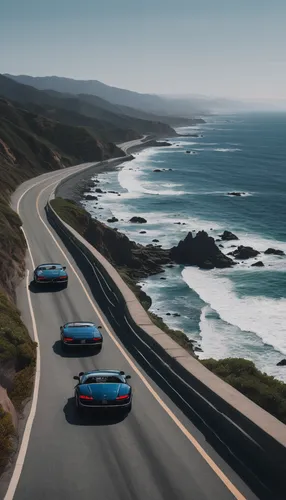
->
[45, 191, 286, 499]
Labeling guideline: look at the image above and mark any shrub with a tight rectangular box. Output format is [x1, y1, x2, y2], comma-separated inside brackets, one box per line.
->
[0, 405, 15, 471]
[202, 358, 286, 424]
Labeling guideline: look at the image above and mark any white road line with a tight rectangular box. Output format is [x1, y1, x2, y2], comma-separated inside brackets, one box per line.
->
[4, 167, 92, 499]
[36, 181, 246, 500]
[4, 271, 41, 500]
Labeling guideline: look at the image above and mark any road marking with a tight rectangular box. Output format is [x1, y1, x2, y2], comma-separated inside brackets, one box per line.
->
[35, 181, 246, 500]
[4, 271, 41, 500]
[4, 166, 94, 499]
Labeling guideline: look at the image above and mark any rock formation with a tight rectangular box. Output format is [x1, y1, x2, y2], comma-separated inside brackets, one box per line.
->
[170, 231, 234, 269]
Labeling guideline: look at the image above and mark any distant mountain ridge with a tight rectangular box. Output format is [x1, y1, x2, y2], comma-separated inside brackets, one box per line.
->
[0, 75, 181, 142]
[5, 74, 210, 117]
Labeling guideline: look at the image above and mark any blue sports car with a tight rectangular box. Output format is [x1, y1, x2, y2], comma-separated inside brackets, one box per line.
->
[73, 370, 132, 414]
[60, 322, 103, 351]
[33, 263, 68, 287]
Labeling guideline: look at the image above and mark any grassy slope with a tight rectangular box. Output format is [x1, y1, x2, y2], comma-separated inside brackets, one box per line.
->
[51, 198, 286, 425]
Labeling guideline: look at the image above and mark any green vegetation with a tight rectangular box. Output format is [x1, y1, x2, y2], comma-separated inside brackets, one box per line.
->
[202, 358, 286, 424]
[0, 292, 36, 471]
[50, 198, 89, 235]
[0, 405, 14, 471]
[0, 292, 37, 409]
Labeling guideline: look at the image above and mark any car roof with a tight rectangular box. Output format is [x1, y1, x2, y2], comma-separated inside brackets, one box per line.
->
[82, 370, 124, 377]
[64, 322, 95, 328]
[37, 263, 63, 268]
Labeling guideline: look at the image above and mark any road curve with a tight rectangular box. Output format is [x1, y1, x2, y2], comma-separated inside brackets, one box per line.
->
[3, 152, 258, 499]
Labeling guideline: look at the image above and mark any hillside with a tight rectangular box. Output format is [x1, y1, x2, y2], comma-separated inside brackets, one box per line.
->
[0, 97, 124, 294]
[5, 74, 210, 118]
[0, 75, 176, 141]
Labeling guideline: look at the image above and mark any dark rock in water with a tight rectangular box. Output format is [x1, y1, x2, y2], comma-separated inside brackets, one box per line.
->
[152, 239, 159, 243]
[265, 248, 285, 256]
[166, 313, 171, 316]
[107, 217, 118, 223]
[219, 230, 239, 241]
[194, 346, 203, 352]
[166, 264, 174, 268]
[153, 169, 162, 172]
[98, 207, 104, 210]
[186, 150, 191, 154]
[277, 359, 286, 366]
[170, 231, 234, 269]
[94, 179, 100, 183]
[174, 222, 181, 225]
[227, 191, 245, 197]
[173, 313, 181, 317]
[229, 245, 260, 259]
[219, 244, 224, 248]
[129, 216, 147, 223]
[251, 261, 264, 267]
[139, 231, 146, 234]
[160, 277, 166, 280]
[169, 168, 173, 171]
[95, 188, 104, 193]
[108, 190, 118, 194]
[85, 194, 98, 200]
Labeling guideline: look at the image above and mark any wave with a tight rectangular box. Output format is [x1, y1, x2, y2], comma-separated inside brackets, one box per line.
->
[118, 164, 188, 196]
[182, 267, 286, 356]
[214, 148, 241, 152]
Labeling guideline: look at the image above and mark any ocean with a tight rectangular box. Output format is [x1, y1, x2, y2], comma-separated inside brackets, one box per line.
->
[82, 113, 286, 382]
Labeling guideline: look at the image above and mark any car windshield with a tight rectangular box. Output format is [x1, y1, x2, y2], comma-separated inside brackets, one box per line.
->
[83, 375, 121, 384]
[66, 323, 93, 328]
[38, 265, 62, 270]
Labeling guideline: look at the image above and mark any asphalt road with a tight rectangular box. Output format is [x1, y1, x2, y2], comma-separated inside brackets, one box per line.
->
[3, 147, 258, 500]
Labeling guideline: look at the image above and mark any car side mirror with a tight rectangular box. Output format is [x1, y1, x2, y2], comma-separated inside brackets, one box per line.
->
[79, 372, 84, 377]
[125, 375, 131, 380]
[63, 266, 66, 270]
[97, 325, 102, 329]
[73, 376, 80, 381]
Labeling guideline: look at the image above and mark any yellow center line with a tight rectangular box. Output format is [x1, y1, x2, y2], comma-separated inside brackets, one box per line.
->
[35, 180, 246, 500]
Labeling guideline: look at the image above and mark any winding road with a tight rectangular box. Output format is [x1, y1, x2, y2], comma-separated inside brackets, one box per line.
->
[2, 142, 258, 500]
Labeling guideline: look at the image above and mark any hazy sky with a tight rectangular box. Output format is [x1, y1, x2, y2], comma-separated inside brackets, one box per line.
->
[1, 0, 285, 99]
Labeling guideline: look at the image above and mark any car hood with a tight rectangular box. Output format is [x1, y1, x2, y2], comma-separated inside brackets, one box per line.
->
[36, 269, 65, 278]
[79, 383, 129, 400]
